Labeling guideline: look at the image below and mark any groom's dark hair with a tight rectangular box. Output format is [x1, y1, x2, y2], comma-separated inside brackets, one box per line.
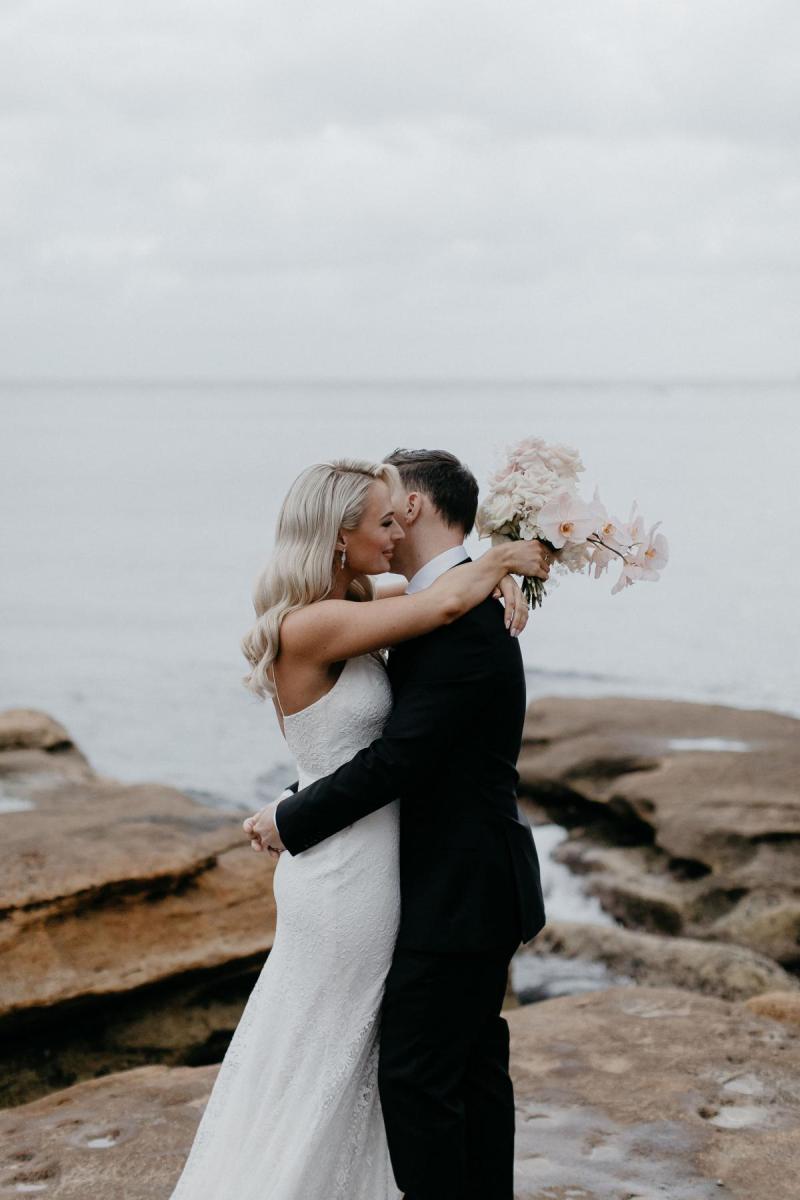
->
[383, 448, 479, 536]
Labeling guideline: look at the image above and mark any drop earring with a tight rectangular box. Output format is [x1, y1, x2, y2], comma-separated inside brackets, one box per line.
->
[340, 547, 347, 570]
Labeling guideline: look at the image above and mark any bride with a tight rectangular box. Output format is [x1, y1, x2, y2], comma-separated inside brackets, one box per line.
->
[167, 457, 547, 1200]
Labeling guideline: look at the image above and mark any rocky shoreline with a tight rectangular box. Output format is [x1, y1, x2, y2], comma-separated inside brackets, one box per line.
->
[1, 697, 799, 1197]
[2, 986, 799, 1199]
[518, 695, 800, 964]
[0, 709, 277, 1106]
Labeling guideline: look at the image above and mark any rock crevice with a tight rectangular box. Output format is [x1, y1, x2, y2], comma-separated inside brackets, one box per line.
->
[520, 697, 800, 965]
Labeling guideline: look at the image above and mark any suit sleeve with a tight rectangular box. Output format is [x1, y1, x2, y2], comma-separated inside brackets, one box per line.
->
[274, 620, 493, 855]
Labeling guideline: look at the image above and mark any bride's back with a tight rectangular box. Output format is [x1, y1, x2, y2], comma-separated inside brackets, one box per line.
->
[280, 653, 392, 785]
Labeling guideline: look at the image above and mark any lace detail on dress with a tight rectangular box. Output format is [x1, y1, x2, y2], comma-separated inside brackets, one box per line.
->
[331, 1033, 383, 1200]
[319, 1011, 384, 1199]
[168, 654, 402, 1200]
[282, 652, 391, 780]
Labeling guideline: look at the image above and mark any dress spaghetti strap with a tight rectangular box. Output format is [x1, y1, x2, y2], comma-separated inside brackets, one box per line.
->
[269, 666, 286, 721]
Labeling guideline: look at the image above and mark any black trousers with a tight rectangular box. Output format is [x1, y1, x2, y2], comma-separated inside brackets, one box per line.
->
[377, 946, 516, 1200]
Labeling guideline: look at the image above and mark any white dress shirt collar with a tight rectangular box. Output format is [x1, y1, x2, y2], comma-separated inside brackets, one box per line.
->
[405, 544, 470, 594]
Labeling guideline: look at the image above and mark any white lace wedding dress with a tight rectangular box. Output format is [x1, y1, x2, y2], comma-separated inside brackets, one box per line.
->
[169, 653, 402, 1200]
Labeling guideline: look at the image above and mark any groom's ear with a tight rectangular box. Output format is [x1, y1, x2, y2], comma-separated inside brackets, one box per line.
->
[405, 490, 422, 525]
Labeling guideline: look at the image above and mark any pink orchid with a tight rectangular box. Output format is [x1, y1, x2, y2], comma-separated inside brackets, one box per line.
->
[538, 489, 600, 549]
[589, 542, 616, 578]
[619, 521, 668, 584]
[638, 521, 669, 574]
[626, 501, 646, 548]
[611, 561, 645, 594]
[592, 487, 629, 551]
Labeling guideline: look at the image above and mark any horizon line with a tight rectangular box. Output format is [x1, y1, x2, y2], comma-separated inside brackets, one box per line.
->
[1, 373, 798, 388]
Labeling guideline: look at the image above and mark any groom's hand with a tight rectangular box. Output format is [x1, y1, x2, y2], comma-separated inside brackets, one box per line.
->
[243, 800, 286, 857]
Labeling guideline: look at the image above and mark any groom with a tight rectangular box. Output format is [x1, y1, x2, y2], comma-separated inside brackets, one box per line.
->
[249, 448, 546, 1200]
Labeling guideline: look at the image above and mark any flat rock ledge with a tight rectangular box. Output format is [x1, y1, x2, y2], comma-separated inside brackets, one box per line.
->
[522, 918, 799, 1002]
[0, 709, 278, 1104]
[1, 987, 798, 1200]
[519, 696, 800, 965]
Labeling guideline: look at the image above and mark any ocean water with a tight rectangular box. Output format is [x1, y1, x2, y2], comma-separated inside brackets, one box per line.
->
[1, 381, 797, 840]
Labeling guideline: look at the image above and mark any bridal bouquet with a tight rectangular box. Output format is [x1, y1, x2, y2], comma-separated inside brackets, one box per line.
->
[476, 436, 669, 609]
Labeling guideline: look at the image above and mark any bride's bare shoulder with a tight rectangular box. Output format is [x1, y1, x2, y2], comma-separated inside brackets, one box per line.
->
[279, 589, 416, 665]
[281, 587, 404, 646]
[280, 599, 356, 653]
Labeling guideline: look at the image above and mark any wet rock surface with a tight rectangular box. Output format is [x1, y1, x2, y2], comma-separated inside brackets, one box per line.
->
[518, 918, 799, 1003]
[519, 697, 800, 965]
[0, 709, 277, 1104]
[511, 986, 800, 1200]
[2, 987, 798, 1200]
[513, 950, 631, 1004]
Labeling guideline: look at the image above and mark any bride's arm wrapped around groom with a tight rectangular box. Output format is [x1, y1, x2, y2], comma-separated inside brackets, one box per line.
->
[274, 588, 545, 956]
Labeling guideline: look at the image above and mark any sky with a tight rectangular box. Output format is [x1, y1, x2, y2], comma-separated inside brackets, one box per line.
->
[1, 0, 799, 380]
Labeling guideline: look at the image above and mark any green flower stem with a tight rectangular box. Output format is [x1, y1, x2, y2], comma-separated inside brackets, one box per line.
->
[501, 526, 551, 611]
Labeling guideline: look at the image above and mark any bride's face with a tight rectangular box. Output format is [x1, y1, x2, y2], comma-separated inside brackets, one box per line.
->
[343, 480, 405, 574]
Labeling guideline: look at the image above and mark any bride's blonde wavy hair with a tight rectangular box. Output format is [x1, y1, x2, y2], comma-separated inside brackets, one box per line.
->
[241, 458, 402, 700]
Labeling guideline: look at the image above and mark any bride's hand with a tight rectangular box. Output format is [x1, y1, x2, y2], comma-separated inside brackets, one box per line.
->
[491, 575, 528, 637]
[501, 538, 553, 581]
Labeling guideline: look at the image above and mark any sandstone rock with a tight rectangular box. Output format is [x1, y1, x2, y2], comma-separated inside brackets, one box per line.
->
[0, 957, 264, 1108]
[510, 986, 800, 1199]
[0, 1063, 216, 1199]
[2, 987, 798, 1199]
[520, 697, 800, 963]
[519, 918, 799, 1002]
[0, 708, 277, 1101]
[0, 708, 75, 754]
[745, 990, 800, 1028]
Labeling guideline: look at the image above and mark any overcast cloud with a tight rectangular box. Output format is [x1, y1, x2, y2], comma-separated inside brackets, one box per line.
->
[1, 0, 799, 378]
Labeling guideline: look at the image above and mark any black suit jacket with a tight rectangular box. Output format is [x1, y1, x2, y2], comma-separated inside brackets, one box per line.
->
[275, 577, 546, 955]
